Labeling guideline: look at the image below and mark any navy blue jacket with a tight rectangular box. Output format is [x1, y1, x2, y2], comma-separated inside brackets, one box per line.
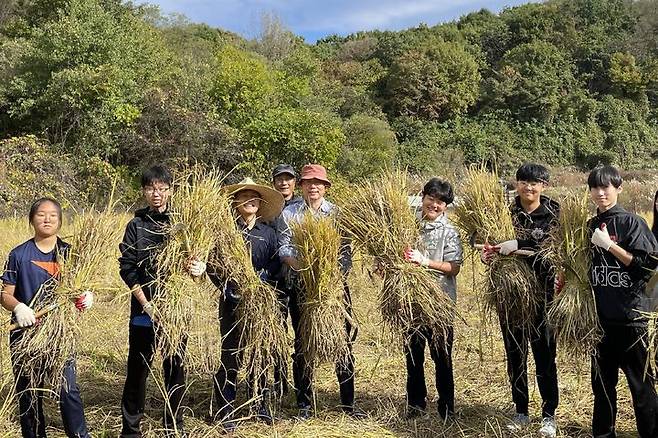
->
[118, 207, 170, 320]
[208, 219, 280, 303]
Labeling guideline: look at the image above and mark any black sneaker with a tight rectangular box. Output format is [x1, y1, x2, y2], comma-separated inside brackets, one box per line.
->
[342, 405, 367, 419]
[296, 405, 312, 421]
[221, 420, 238, 434]
[437, 404, 455, 420]
[407, 405, 426, 419]
[252, 403, 274, 425]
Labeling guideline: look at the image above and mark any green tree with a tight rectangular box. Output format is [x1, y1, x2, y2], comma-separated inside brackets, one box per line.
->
[337, 114, 397, 180]
[384, 40, 480, 121]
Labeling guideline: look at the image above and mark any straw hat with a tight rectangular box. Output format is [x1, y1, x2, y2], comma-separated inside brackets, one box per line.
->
[223, 178, 285, 222]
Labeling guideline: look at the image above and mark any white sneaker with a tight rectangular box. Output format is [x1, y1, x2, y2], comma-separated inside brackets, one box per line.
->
[539, 417, 557, 438]
[506, 412, 530, 431]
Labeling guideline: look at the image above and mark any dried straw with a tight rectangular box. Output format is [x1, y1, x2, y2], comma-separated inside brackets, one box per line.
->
[206, 183, 287, 389]
[544, 192, 601, 360]
[154, 170, 223, 369]
[290, 213, 351, 366]
[333, 170, 456, 342]
[11, 206, 122, 393]
[452, 166, 539, 328]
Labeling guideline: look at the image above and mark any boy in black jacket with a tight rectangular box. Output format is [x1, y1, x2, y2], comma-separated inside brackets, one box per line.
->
[484, 163, 560, 437]
[118, 165, 205, 438]
[587, 165, 658, 438]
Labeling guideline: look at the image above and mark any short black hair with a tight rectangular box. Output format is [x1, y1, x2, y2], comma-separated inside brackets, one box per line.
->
[587, 165, 623, 189]
[29, 197, 62, 227]
[141, 165, 172, 188]
[422, 178, 454, 204]
[516, 163, 550, 183]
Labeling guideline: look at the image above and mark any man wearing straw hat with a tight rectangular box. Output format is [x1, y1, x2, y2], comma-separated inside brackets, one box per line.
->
[276, 163, 366, 420]
[209, 177, 284, 432]
[118, 165, 205, 438]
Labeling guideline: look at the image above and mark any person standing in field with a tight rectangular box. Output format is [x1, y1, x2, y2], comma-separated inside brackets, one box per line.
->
[118, 165, 205, 438]
[481, 163, 560, 437]
[1, 197, 92, 438]
[276, 164, 365, 420]
[587, 165, 658, 438]
[402, 178, 462, 420]
[208, 178, 284, 432]
[269, 163, 303, 397]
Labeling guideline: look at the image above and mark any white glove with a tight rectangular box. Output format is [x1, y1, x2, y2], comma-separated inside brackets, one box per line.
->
[142, 301, 155, 319]
[189, 260, 207, 277]
[591, 224, 613, 251]
[496, 240, 518, 256]
[14, 303, 36, 328]
[405, 249, 430, 267]
[75, 290, 94, 311]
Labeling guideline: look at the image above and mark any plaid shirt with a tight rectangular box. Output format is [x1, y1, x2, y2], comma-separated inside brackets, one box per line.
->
[416, 212, 463, 301]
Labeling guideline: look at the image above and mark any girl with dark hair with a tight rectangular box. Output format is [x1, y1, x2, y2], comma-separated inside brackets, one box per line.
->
[0, 197, 91, 438]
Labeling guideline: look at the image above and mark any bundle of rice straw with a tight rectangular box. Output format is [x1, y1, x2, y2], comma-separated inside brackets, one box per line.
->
[452, 166, 539, 328]
[154, 170, 223, 371]
[206, 183, 287, 388]
[333, 170, 456, 342]
[290, 213, 351, 366]
[544, 192, 601, 359]
[12, 206, 122, 392]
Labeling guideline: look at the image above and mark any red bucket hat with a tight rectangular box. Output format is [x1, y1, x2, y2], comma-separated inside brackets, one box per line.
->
[299, 164, 331, 187]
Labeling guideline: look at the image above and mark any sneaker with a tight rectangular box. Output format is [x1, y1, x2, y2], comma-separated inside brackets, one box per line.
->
[406, 405, 426, 419]
[221, 421, 237, 434]
[539, 416, 557, 438]
[506, 412, 530, 431]
[252, 403, 274, 425]
[296, 405, 312, 421]
[342, 404, 367, 419]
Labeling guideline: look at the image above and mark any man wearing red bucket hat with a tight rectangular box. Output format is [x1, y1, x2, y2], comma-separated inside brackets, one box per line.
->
[276, 164, 365, 420]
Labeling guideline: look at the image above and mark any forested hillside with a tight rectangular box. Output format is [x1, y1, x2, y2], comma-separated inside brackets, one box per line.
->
[1, 0, 657, 212]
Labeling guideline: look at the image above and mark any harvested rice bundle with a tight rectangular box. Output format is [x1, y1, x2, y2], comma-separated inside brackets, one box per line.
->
[545, 192, 601, 359]
[290, 213, 351, 366]
[207, 187, 287, 388]
[12, 208, 122, 392]
[334, 170, 456, 340]
[452, 166, 539, 328]
[154, 170, 223, 365]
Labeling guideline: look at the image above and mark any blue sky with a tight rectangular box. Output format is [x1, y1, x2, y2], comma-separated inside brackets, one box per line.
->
[143, 0, 537, 43]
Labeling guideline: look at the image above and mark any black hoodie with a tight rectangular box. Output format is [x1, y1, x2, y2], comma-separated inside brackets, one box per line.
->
[510, 195, 560, 294]
[118, 207, 170, 320]
[588, 204, 658, 327]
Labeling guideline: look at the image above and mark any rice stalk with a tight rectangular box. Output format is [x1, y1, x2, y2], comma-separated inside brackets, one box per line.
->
[452, 166, 539, 328]
[11, 205, 122, 393]
[333, 170, 456, 343]
[154, 170, 224, 370]
[290, 213, 351, 366]
[544, 192, 601, 360]
[206, 183, 287, 389]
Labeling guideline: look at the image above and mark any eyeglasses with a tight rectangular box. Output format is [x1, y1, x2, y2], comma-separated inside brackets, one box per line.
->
[144, 186, 170, 195]
[517, 181, 543, 188]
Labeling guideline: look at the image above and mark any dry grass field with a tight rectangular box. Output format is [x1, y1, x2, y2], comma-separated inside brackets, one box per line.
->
[0, 211, 649, 438]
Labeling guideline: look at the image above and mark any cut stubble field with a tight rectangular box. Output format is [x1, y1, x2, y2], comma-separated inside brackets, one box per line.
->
[0, 216, 642, 437]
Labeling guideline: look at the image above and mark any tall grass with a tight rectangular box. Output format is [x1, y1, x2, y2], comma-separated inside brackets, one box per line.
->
[453, 166, 539, 328]
[290, 213, 351, 366]
[334, 170, 456, 343]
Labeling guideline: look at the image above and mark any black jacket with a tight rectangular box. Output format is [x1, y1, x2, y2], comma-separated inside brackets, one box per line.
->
[208, 219, 280, 303]
[510, 195, 560, 293]
[589, 205, 658, 327]
[118, 207, 170, 320]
